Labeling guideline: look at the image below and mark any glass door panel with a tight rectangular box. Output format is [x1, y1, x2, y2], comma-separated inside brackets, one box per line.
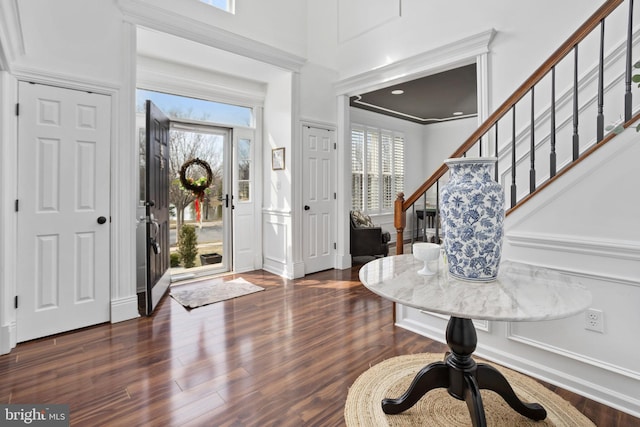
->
[169, 126, 232, 281]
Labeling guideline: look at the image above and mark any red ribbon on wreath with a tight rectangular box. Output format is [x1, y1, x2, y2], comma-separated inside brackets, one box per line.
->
[194, 197, 201, 222]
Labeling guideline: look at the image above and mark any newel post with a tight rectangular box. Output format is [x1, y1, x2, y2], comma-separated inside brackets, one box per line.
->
[394, 192, 406, 254]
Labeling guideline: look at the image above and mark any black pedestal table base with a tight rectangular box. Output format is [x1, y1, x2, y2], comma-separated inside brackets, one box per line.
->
[381, 316, 547, 427]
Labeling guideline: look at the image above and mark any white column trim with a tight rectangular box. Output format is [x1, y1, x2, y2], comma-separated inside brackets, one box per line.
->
[111, 22, 140, 322]
[0, 72, 18, 354]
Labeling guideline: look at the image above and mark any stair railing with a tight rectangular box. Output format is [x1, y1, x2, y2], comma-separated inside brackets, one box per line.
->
[395, 0, 638, 254]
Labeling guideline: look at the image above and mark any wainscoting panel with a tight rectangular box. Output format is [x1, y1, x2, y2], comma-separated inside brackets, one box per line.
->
[262, 209, 291, 277]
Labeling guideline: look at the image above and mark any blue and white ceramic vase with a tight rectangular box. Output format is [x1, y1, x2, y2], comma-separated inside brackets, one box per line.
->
[440, 157, 505, 281]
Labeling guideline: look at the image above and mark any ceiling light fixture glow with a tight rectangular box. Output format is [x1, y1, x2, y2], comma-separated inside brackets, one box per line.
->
[391, 90, 404, 95]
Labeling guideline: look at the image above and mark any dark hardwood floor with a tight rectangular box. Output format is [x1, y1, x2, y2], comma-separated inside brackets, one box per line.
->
[1, 264, 638, 426]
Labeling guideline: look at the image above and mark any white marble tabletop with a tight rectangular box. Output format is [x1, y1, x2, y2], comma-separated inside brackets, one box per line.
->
[359, 255, 592, 321]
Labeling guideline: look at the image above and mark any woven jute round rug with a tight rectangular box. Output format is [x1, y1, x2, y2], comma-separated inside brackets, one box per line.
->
[345, 353, 595, 427]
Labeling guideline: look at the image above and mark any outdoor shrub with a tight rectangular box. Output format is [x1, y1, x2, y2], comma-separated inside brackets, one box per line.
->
[170, 252, 181, 268]
[177, 224, 198, 268]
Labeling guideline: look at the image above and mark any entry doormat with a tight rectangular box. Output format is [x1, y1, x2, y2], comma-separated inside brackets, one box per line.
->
[170, 277, 264, 309]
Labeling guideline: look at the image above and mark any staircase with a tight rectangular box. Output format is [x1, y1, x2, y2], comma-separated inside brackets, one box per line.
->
[394, 0, 639, 250]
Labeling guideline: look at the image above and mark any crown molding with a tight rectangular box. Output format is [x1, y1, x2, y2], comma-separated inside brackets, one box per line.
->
[334, 28, 496, 96]
[117, 0, 306, 72]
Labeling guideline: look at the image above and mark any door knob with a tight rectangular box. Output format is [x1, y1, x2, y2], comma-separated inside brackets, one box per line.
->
[304, 205, 310, 210]
[97, 216, 107, 224]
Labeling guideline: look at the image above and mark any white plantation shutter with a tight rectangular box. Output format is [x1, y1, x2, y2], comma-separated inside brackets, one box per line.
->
[393, 134, 404, 201]
[381, 132, 393, 209]
[351, 128, 364, 211]
[351, 125, 404, 214]
[366, 129, 379, 211]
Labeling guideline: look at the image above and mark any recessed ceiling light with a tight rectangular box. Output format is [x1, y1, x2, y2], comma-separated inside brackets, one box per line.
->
[453, 111, 464, 116]
[391, 89, 404, 95]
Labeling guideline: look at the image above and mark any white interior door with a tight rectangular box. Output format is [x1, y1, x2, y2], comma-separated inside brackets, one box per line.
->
[16, 82, 111, 342]
[302, 125, 335, 273]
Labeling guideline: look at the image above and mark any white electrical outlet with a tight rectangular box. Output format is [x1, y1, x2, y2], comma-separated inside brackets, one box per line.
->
[585, 308, 604, 333]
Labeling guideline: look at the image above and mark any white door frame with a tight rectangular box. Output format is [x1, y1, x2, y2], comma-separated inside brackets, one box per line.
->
[301, 123, 337, 274]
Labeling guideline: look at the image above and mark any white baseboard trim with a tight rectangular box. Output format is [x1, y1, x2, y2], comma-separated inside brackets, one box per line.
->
[336, 253, 352, 270]
[0, 322, 16, 355]
[473, 345, 640, 420]
[110, 296, 140, 323]
[292, 261, 305, 279]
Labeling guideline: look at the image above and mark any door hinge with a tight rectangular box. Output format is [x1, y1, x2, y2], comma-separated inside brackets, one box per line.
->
[15, 103, 19, 116]
[334, 242, 337, 250]
[334, 193, 337, 199]
[14, 296, 18, 309]
[15, 199, 19, 212]
[334, 142, 337, 149]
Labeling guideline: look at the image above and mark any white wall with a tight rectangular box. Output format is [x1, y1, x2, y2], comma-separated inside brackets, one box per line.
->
[299, 62, 339, 124]
[13, 0, 123, 84]
[420, 117, 478, 204]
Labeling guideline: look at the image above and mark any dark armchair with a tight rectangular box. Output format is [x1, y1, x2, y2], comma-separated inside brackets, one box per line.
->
[350, 210, 390, 258]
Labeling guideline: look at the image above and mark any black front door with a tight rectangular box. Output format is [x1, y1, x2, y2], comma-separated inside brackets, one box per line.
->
[144, 100, 171, 315]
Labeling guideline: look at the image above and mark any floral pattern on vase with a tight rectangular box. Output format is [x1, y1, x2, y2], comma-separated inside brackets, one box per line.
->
[440, 157, 505, 281]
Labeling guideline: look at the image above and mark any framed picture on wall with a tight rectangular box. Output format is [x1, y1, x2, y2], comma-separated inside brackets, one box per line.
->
[272, 147, 285, 170]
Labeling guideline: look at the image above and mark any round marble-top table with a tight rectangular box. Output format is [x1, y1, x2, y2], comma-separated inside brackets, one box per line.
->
[359, 255, 592, 427]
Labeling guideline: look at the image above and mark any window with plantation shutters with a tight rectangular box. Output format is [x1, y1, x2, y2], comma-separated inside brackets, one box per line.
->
[351, 125, 404, 215]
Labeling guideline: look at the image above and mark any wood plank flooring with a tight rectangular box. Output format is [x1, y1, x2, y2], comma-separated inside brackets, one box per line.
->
[1, 265, 639, 426]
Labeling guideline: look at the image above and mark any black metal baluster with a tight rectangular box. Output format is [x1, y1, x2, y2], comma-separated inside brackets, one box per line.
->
[572, 45, 580, 161]
[625, 0, 634, 121]
[550, 66, 557, 177]
[494, 123, 499, 182]
[530, 87, 536, 193]
[479, 137, 483, 157]
[511, 106, 517, 208]
[411, 204, 416, 245]
[597, 19, 605, 142]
